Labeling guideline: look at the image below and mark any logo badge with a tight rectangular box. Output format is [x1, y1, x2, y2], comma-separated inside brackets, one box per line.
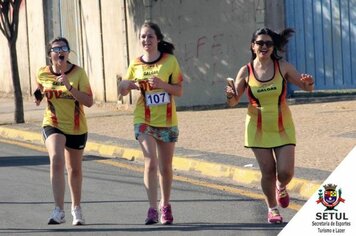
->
[316, 184, 345, 211]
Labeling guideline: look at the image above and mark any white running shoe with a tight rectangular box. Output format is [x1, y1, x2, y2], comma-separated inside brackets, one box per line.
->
[48, 207, 65, 224]
[71, 206, 85, 225]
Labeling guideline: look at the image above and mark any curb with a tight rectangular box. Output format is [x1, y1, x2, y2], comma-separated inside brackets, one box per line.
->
[0, 126, 320, 200]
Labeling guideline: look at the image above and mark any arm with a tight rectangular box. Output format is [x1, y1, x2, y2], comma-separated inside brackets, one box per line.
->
[34, 69, 45, 106]
[57, 72, 93, 107]
[281, 60, 314, 92]
[118, 80, 139, 96]
[68, 86, 93, 107]
[226, 66, 248, 107]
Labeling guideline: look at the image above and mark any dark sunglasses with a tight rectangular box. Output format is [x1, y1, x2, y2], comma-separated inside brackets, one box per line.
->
[254, 40, 274, 48]
[50, 46, 69, 53]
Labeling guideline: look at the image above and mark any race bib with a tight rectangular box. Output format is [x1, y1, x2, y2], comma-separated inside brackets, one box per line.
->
[145, 91, 170, 106]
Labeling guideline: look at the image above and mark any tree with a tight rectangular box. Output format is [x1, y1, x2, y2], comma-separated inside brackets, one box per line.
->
[0, 0, 24, 123]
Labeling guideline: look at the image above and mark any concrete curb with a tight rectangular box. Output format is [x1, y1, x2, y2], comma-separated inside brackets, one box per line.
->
[0, 126, 320, 200]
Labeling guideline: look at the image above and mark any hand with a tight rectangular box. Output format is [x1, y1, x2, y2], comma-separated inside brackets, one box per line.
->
[300, 74, 314, 86]
[225, 86, 235, 98]
[126, 80, 139, 90]
[33, 87, 43, 106]
[57, 74, 71, 89]
[148, 76, 163, 89]
[119, 80, 139, 95]
[34, 99, 41, 106]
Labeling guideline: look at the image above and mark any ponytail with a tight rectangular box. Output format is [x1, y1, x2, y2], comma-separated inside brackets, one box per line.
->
[275, 28, 294, 53]
[158, 40, 175, 54]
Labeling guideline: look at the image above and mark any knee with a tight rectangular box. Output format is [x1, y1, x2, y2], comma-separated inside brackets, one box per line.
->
[50, 154, 64, 171]
[278, 169, 294, 181]
[260, 167, 276, 180]
[261, 173, 276, 183]
[67, 166, 82, 178]
[145, 159, 158, 173]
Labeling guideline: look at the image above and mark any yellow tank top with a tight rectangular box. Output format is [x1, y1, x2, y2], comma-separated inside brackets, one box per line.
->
[245, 60, 296, 148]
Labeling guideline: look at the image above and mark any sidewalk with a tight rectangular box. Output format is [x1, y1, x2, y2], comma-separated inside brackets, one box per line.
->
[1, 96, 356, 200]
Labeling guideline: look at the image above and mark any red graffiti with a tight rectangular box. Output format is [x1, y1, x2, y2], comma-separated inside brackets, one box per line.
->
[211, 33, 224, 56]
[196, 36, 207, 58]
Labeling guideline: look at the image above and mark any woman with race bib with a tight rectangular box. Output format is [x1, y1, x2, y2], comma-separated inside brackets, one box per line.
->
[119, 22, 183, 225]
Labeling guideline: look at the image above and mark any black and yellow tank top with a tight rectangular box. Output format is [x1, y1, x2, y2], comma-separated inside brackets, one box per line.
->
[245, 60, 296, 148]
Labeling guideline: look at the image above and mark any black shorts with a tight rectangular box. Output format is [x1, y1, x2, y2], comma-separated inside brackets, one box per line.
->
[42, 126, 88, 150]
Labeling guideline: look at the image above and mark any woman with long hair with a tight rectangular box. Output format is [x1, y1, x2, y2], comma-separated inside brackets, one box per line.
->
[119, 22, 183, 225]
[226, 28, 314, 223]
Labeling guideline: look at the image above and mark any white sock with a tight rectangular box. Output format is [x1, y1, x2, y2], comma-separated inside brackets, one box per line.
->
[269, 206, 278, 212]
[276, 185, 286, 191]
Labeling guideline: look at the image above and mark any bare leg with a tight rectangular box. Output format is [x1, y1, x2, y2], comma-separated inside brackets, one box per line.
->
[138, 135, 159, 209]
[252, 148, 277, 208]
[274, 145, 295, 189]
[157, 141, 175, 206]
[45, 133, 66, 210]
[65, 147, 84, 209]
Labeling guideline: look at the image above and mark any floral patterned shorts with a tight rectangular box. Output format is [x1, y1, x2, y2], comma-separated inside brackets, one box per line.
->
[134, 124, 179, 143]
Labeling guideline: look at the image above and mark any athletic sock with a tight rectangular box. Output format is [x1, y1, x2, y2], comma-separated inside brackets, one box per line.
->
[268, 206, 278, 212]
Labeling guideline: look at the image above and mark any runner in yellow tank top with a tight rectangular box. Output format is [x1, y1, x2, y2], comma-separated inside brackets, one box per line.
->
[245, 60, 296, 148]
[226, 28, 314, 224]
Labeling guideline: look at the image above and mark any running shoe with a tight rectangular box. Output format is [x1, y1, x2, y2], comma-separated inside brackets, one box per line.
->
[145, 207, 158, 225]
[71, 206, 85, 225]
[48, 207, 65, 224]
[160, 204, 173, 225]
[268, 208, 283, 224]
[276, 187, 290, 208]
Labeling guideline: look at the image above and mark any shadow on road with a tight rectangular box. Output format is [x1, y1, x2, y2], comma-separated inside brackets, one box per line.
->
[0, 155, 48, 167]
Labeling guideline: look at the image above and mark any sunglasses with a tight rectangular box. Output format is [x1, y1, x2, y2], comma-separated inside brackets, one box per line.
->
[50, 46, 69, 53]
[254, 40, 274, 48]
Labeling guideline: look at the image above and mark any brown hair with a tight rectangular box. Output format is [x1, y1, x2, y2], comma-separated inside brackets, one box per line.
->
[141, 22, 175, 54]
[250, 27, 294, 60]
[47, 37, 71, 56]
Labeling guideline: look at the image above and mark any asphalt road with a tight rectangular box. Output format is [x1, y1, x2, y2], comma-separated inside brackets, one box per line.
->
[0, 140, 298, 236]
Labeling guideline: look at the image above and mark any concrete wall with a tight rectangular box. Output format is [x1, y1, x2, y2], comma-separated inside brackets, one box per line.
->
[101, 0, 129, 103]
[27, 0, 47, 93]
[0, 0, 45, 97]
[0, 0, 271, 107]
[151, 0, 258, 106]
[265, 0, 285, 31]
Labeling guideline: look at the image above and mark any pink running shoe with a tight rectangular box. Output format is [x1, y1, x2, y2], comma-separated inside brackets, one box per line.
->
[160, 204, 173, 225]
[276, 187, 290, 208]
[145, 207, 158, 225]
[268, 209, 283, 224]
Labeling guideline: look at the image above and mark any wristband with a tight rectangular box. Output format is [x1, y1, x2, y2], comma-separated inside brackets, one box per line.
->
[308, 82, 314, 86]
[69, 85, 73, 91]
[227, 95, 233, 99]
